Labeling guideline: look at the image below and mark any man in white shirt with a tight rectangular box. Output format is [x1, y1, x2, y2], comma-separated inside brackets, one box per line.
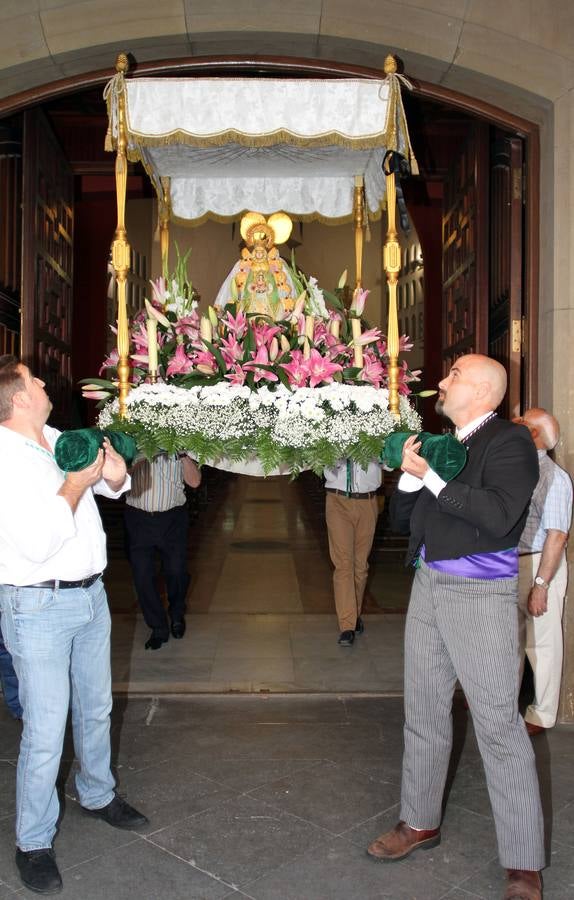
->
[0, 356, 148, 896]
[324, 459, 382, 645]
[514, 408, 573, 735]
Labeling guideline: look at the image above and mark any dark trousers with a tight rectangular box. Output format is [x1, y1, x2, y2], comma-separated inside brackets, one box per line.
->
[124, 503, 190, 635]
[0, 617, 22, 718]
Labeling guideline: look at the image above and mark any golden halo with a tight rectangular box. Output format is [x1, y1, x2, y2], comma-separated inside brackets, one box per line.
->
[267, 212, 293, 245]
[240, 211, 266, 242]
[245, 221, 274, 249]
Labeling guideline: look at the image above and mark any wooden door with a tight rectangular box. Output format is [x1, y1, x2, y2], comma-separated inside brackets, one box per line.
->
[488, 133, 524, 419]
[21, 108, 74, 426]
[442, 123, 526, 418]
[0, 120, 22, 356]
[442, 121, 489, 371]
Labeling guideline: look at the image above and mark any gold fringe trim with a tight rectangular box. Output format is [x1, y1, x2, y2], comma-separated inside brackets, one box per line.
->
[121, 126, 398, 154]
[170, 204, 385, 229]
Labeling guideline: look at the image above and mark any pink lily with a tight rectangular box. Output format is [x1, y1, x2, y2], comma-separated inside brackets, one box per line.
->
[174, 313, 200, 340]
[223, 310, 248, 339]
[253, 322, 281, 348]
[312, 321, 329, 346]
[82, 388, 112, 400]
[243, 346, 278, 383]
[303, 349, 343, 388]
[279, 350, 308, 388]
[150, 276, 168, 306]
[323, 333, 349, 361]
[359, 354, 385, 387]
[99, 348, 119, 374]
[131, 320, 150, 352]
[144, 298, 171, 329]
[350, 288, 370, 316]
[400, 334, 414, 352]
[353, 327, 381, 346]
[193, 349, 218, 374]
[220, 333, 244, 365]
[166, 344, 194, 376]
[398, 361, 421, 395]
[224, 365, 247, 386]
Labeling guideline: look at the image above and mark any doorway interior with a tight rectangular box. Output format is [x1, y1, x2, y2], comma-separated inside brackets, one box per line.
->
[0, 62, 538, 692]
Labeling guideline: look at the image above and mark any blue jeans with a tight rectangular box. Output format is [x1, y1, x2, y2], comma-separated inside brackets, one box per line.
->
[0, 579, 116, 851]
[0, 618, 22, 718]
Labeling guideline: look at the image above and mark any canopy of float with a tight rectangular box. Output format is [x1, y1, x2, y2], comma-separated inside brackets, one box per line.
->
[109, 75, 417, 224]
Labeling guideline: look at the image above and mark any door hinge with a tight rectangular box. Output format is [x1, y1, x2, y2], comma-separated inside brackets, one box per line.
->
[512, 317, 527, 356]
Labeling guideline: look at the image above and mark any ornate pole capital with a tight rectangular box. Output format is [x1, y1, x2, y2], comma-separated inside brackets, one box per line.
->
[383, 54, 398, 75]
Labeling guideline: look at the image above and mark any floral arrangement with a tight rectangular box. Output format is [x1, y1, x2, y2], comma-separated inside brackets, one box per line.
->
[84, 251, 423, 474]
[99, 382, 421, 475]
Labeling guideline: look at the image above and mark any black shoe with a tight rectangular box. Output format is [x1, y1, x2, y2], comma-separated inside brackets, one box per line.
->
[355, 617, 364, 635]
[170, 618, 186, 639]
[15, 848, 62, 894]
[145, 630, 169, 650]
[83, 794, 149, 830]
[338, 630, 355, 646]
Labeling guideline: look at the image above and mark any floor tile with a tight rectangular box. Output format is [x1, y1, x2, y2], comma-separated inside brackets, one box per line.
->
[247, 759, 399, 834]
[148, 794, 330, 887]
[242, 835, 450, 900]
[54, 838, 232, 899]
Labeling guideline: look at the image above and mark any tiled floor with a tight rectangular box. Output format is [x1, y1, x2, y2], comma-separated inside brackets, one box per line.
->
[110, 613, 406, 694]
[3, 472, 574, 897]
[0, 697, 573, 899]
[104, 470, 411, 694]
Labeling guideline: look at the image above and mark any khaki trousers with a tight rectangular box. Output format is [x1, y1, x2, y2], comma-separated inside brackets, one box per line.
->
[518, 551, 567, 728]
[325, 492, 379, 631]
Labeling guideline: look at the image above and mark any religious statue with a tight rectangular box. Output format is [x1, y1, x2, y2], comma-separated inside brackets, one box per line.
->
[214, 212, 297, 320]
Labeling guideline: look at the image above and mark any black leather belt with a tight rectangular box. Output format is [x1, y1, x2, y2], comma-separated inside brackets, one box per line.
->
[14, 573, 101, 590]
[326, 488, 378, 500]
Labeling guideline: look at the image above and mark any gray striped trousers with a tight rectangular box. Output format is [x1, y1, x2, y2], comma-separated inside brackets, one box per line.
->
[400, 558, 545, 870]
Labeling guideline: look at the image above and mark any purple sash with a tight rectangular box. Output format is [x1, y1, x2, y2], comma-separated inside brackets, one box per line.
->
[420, 545, 518, 579]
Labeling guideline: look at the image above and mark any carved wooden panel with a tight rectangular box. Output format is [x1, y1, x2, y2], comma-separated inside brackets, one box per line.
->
[0, 120, 22, 354]
[488, 134, 523, 418]
[21, 108, 74, 425]
[442, 122, 489, 373]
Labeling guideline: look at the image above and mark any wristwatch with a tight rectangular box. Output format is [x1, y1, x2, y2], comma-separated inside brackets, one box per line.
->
[534, 575, 550, 590]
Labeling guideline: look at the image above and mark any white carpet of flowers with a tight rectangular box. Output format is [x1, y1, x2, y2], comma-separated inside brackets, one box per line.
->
[99, 381, 422, 475]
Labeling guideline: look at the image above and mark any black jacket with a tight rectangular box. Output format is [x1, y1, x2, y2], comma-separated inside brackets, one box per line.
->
[390, 417, 539, 565]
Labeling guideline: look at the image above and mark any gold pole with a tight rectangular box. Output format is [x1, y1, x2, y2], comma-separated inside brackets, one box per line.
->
[383, 162, 401, 419]
[353, 175, 365, 289]
[159, 176, 171, 276]
[111, 53, 131, 417]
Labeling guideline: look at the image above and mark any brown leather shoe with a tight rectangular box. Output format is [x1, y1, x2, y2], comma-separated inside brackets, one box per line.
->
[503, 869, 542, 899]
[526, 722, 546, 737]
[367, 820, 440, 862]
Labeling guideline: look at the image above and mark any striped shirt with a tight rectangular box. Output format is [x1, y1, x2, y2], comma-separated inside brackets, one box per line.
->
[324, 459, 382, 493]
[125, 454, 186, 513]
[519, 449, 573, 552]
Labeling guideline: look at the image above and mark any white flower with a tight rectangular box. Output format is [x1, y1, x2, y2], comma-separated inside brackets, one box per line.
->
[98, 381, 421, 464]
[306, 276, 329, 319]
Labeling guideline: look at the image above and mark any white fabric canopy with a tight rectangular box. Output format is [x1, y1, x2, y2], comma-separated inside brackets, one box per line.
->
[108, 74, 416, 224]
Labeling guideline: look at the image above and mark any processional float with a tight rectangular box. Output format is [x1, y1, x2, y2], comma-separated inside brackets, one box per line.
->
[97, 53, 421, 474]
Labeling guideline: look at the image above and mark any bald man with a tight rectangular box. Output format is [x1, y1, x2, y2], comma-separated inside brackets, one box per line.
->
[514, 408, 572, 735]
[367, 355, 545, 900]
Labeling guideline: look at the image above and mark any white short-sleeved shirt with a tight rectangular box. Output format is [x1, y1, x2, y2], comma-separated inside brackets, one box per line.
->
[519, 450, 573, 552]
[0, 424, 130, 585]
